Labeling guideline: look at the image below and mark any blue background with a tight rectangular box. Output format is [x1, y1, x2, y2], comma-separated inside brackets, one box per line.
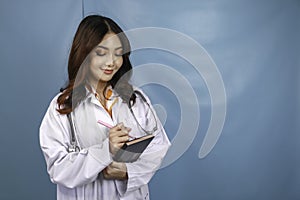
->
[0, 0, 299, 199]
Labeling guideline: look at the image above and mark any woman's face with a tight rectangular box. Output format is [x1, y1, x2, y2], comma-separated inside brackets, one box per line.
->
[87, 32, 123, 87]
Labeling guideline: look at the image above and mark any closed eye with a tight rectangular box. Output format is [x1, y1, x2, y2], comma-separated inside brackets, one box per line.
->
[115, 47, 123, 56]
[96, 51, 106, 56]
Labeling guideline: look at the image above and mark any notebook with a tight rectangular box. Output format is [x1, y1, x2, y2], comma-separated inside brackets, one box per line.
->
[113, 134, 154, 162]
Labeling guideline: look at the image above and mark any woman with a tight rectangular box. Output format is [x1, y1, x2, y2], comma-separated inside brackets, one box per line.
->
[39, 15, 170, 200]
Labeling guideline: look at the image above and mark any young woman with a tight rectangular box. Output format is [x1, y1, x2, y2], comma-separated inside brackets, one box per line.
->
[39, 15, 170, 200]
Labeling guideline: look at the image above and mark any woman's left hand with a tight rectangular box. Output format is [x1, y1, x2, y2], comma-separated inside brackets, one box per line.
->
[103, 161, 128, 180]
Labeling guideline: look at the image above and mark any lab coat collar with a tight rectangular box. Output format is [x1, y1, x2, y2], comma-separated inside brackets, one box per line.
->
[84, 84, 119, 108]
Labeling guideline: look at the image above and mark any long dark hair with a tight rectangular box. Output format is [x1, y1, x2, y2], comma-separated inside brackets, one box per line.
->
[57, 15, 135, 114]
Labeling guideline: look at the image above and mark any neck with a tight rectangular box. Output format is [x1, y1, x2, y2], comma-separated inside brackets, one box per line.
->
[87, 78, 107, 94]
[96, 81, 107, 95]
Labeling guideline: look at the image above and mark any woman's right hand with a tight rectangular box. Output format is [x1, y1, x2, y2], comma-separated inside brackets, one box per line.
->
[108, 123, 131, 156]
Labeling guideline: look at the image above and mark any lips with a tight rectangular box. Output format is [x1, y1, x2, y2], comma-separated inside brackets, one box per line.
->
[102, 69, 114, 75]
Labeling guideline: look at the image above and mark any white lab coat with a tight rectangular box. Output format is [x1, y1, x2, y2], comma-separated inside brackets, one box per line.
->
[39, 87, 170, 200]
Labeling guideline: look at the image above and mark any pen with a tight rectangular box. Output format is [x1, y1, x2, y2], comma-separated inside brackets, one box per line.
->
[97, 119, 114, 129]
[97, 120, 135, 139]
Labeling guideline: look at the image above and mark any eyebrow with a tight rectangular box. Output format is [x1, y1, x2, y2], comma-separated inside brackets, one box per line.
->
[96, 45, 123, 50]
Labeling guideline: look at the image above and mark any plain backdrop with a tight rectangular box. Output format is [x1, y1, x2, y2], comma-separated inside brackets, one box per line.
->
[0, 0, 299, 199]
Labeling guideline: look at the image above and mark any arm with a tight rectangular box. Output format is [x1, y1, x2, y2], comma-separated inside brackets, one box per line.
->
[125, 125, 170, 192]
[103, 123, 131, 180]
[102, 120, 170, 194]
[122, 90, 171, 193]
[103, 126, 170, 195]
[103, 161, 128, 180]
[39, 97, 112, 189]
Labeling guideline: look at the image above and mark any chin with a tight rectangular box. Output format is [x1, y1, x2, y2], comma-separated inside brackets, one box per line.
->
[99, 76, 113, 82]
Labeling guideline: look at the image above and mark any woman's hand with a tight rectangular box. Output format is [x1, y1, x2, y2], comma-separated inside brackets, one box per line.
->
[109, 123, 131, 156]
[103, 161, 128, 180]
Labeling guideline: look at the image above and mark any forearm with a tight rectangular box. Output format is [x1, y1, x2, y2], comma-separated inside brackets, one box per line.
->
[42, 141, 112, 188]
[125, 142, 170, 192]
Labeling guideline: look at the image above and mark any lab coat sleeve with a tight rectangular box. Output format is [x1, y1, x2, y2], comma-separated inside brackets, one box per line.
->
[39, 96, 112, 189]
[124, 91, 171, 193]
[125, 127, 170, 192]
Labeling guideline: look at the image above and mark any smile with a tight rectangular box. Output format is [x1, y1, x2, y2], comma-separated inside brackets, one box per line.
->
[102, 69, 114, 75]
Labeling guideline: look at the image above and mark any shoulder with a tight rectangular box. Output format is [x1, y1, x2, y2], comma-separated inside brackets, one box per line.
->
[50, 92, 62, 109]
[129, 86, 154, 109]
[43, 92, 63, 117]
[40, 93, 66, 133]
[132, 86, 151, 101]
[131, 85, 147, 98]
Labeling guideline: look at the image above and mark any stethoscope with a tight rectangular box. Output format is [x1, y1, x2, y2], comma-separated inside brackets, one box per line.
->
[128, 90, 158, 135]
[67, 90, 158, 153]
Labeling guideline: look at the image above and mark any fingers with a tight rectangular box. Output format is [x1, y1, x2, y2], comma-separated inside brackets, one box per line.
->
[110, 123, 131, 135]
[108, 123, 132, 155]
[110, 122, 130, 132]
[109, 161, 123, 169]
[103, 162, 128, 180]
[109, 123, 131, 141]
[103, 167, 114, 180]
[110, 135, 129, 145]
[109, 122, 122, 132]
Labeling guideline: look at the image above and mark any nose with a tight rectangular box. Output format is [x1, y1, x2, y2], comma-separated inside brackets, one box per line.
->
[105, 54, 116, 67]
